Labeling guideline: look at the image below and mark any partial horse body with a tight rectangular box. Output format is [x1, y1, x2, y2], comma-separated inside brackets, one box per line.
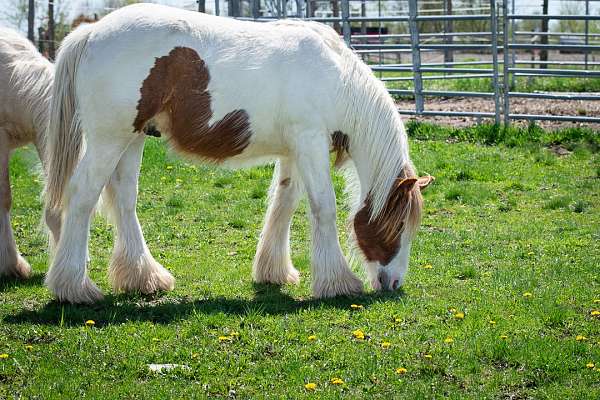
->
[44, 4, 433, 304]
[0, 27, 56, 279]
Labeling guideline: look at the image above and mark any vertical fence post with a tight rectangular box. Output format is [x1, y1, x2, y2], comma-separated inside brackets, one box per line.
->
[27, 0, 35, 42]
[215, 0, 220, 16]
[253, 0, 260, 19]
[341, 0, 351, 46]
[198, 0, 205, 12]
[48, 0, 55, 60]
[283, 0, 288, 18]
[490, 0, 500, 125]
[502, 0, 510, 126]
[510, 0, 515, 88]
[408, 0, 424, 114]
[585, 0, 589, 70]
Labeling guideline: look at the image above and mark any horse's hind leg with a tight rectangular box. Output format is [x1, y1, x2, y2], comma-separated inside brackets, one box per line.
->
[45, 135, 132, 303]
[0, 133, 31, 279]
[105, 135, 174, 294]
[252, 159, 302, 285]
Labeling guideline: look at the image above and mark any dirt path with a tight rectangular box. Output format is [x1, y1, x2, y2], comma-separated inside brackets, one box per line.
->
[397, 95, 600, 130]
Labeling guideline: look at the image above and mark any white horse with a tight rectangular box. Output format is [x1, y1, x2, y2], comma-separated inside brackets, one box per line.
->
[0, 27, 58, 279]
[44, 4, 433, 304]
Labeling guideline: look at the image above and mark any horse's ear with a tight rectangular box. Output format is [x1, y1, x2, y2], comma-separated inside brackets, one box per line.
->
[397, 178, 417, 190]
[417, 175, 435, 191]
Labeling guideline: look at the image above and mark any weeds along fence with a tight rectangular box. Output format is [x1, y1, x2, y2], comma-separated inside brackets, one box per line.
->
[221, 0, 600, 126]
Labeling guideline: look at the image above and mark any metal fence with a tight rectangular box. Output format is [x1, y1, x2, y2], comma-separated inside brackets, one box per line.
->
[215, 0, 600, 125]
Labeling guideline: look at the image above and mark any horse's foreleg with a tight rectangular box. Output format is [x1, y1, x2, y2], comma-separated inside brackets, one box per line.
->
[292, 132, 363, 298]
[36, 141, 62, 249]
[252, 159, 302, 285]
[105, 135, 174, 294]
[0, 134, 31, 279]
[45, 137, 131, 303]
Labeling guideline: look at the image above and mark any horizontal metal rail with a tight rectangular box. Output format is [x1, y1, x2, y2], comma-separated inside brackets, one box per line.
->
[354, 43, 492, 50]
[508, 14, 600, 21]
[390, 89, 495, 98]
[382, 73, 493, 81]
[398, 110, 497, 118]
[509, 92, 600, 101]
[508, 68, 600, 77]
[514, 60, 600, 66]
[509, 114, 600, 123]
[508, 44, 600, 51]
[373, 66, 493, 73]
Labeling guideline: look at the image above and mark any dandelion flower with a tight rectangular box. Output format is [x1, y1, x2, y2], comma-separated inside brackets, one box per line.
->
[453, 312, 465, 320]
[304, 382, 317, 391]
[350, 304, 363, 310]
[85, 320, 95, 326]
[218, 336, 232, 342]
[448, 308, 457, 313]
[500, 335, 508, 340]
[489, 320, 496, 325]
[444, 337, 454, 344]
[25, 345, 33, 351]
[0, 354, 8, 359]
[394, 317, 402, 323]
[229, 332, 239, 337]
[591, 310, 600, 316]
[308, 335, 317, 341]
[395, 367, 408, 375]
[523, 292, 533, 298]
[352, 329, 365, 340]
[586, 362, 595, 369]
[576, 335, 587, 341]
[381, 341, 391, 349]
[330, 378, 344, 385]
[422, 264, 433, 269]
[424, 354, 432, 359]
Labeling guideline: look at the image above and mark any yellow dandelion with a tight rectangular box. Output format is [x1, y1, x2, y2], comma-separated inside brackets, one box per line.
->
[308, 335, 317, 341]
[330, 378, 344, 385]
[586, 362, 595, 369]
[304, 382, 317, 391]
[394, 317, 402, 323]
[500, 335, 508, 340]
[424, 354, 433, 359]
[350, 304, 363, 310]
[444, 337, 454, 344]
[85, 320, 95, 326]
[591, 310, 600, 316]
[25, 345, 33, 351]
[422, 264, 433, 269]
[395, 367, 408, 375]
[453, 312, 465, 320]
[448, 308, 457, 313]
[229, 331, 239, 337]
[352, 329, 365, 340]
[218, 336, 232, 342]
[523, 292, 533, 298]
[0, 354, 8, 359]
[489, 320, 496, 325]
[576, 335, 587, 342]
[381, 341, 391, 349]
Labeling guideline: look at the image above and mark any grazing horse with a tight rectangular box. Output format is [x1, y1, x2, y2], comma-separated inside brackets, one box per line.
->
[0, 27, 57, 279]
[44, 4, 433, 304]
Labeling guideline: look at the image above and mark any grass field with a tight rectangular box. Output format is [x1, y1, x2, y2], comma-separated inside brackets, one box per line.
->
[1, 125, 599, 399]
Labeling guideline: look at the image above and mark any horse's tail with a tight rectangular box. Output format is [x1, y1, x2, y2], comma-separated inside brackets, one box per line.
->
[44, 24, 93, 213]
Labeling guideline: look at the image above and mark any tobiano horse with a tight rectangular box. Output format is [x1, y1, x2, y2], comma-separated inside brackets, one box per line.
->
[0, 27, 59, 279]
[44, 3, 433, 304]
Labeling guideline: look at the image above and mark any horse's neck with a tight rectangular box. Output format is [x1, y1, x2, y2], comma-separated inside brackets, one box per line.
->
[338, 70, 409, 215]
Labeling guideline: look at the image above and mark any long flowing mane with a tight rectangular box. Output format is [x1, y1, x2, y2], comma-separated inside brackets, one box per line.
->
[328, 35, 423, 237]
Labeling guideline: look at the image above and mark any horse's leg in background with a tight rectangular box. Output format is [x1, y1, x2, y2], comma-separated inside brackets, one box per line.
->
[105, 135, 174, 294]
[35, 142, 62, 250]
[45, 135, 132, 303]
[0, 132, 32, 279]
[252, 158, 302, 285]
[292, 131, 363, 298]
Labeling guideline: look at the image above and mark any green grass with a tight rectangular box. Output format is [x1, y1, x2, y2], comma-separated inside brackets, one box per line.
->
[1, 128, 599, 399]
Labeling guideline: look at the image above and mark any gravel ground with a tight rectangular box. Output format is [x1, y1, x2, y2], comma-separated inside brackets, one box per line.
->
[397, 95, 600, 130]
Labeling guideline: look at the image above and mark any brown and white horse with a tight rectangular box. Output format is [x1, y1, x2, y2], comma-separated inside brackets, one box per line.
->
[43, 4, 433, 303]
[0, 27, 58, 279]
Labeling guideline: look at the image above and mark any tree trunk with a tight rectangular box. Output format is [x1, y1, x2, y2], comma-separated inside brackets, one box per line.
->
[27, 0, 35, 42]
[48, 0, 55, 60]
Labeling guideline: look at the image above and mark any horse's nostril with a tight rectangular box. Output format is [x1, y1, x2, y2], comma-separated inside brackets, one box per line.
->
[392, 280, 400, 290]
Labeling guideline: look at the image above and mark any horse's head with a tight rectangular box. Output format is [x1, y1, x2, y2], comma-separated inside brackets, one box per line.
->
[353, 172, 433, 292]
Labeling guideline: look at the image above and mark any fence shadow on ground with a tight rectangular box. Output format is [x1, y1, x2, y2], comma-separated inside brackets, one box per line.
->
[3, 282, 406, 327]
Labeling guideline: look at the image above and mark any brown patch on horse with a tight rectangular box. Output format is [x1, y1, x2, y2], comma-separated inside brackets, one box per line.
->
[133, 47, 251, 161]
[331, 131, 350, 168]
[353, 165, 423, 265]
[280, 177, 291, 187]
